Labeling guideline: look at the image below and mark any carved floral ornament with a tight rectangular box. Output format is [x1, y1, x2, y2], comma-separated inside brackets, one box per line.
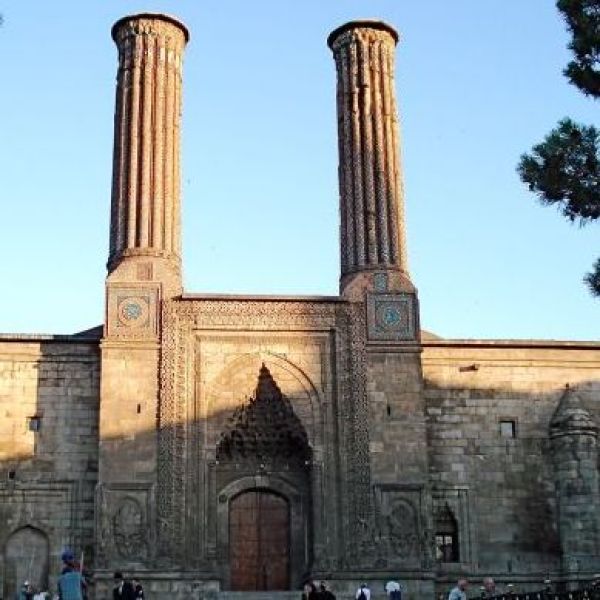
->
[112, 497, 148, 560]
[216, 364, 312, 469]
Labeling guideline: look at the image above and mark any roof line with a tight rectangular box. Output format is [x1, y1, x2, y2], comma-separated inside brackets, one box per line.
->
[180, 293, 345, 303]
[422, 339, 600, 349]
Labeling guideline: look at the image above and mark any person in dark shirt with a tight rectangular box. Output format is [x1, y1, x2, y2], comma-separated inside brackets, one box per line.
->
[113, 572, 135, 600]
[319, 582, 336, 600]
[132, 579, 144, 599]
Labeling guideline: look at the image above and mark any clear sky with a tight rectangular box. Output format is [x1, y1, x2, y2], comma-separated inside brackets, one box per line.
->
[0, 1, 597, 340]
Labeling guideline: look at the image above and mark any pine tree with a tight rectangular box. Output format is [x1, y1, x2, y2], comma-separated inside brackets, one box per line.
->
[517, 0, 600, 296]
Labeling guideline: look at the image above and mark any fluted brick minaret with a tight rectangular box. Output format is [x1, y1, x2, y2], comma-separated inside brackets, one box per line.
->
[108, 14, 188, 276]
[328, 21, 411, 294]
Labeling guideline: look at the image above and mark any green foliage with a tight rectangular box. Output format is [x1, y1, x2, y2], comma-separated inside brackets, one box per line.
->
[517, 119, 600, 223]
[557, 0, 600, 97]
[585, 257, 600, 295]
[517, 1, 599, 297]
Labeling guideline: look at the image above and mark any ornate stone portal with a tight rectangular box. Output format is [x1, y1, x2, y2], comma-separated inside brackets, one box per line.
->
[214, 365, 312, 589]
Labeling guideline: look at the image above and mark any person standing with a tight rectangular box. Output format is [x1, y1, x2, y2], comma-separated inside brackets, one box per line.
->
[482, 578, 496, 598]
[385, 580, 402, 600]
[356, 583, 371, 600]
[113, 572, 135, 600]
[132, 579, 144, 600]
[319, 582, 336, 600]
[57, 550, 88, 600]
[57, 567, 83, 600]
[448, 579, 468, 600]
[18, 581, 34, 600]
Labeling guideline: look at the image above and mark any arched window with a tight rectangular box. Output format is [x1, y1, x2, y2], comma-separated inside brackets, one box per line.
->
[435, 503, 459, 562]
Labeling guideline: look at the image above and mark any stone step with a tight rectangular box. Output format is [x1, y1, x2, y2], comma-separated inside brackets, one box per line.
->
[217, 592, 301, 600]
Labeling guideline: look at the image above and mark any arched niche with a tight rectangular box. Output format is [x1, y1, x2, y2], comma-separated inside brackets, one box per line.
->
[3, 526, 49, 599]
[201, 352, 324, 456]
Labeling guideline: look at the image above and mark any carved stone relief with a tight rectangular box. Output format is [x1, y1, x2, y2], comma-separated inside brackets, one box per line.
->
[95, 484, 153, 567]
[113, 498, 148, 560]
[216, 364, 312, 469]
[387, 500, 419, 560]
[343, 302, 375, 566]
[156, 298, 372, 570]
[374, 484, 433, 568]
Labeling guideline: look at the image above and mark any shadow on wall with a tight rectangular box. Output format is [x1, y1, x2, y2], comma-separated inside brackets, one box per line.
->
[0, 350, 322, 596]
[95, 359, 319, 593]
[0, 338, 599, 596]
[423, 374, 600, 581]
[0, 337, 100, 599]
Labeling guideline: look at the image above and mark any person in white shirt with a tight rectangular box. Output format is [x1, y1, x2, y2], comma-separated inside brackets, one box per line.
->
[356, 583, 371, 600]
[482, 577, 495, 598]
[385, 580, 402, 600]
[448, 578, 468, 600]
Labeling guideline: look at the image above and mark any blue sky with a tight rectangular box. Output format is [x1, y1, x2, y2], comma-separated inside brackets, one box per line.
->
[0, 1, 597, 339]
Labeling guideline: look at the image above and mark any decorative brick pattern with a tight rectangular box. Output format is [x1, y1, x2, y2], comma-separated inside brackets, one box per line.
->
[366, 292, 418, 341]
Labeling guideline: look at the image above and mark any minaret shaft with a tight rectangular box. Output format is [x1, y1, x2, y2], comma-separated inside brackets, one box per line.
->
[329, 21, 408, 284]
[108, 15, 188, 273]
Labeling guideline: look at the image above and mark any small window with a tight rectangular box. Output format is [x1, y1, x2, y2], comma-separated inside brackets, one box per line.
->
[435, 503, 459, 562]
[27, 416, 41, 432]
[435, 533, 459, 562]
[500, 420, 516, 438]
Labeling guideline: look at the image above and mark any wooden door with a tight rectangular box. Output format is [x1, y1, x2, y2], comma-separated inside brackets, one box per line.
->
[229, 490, 290, 590]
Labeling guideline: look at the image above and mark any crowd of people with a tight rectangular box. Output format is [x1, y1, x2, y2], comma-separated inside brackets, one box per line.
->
[303, 577, 495, 600]
[302, 581, 338, 600]
[302, 579, 404, 600]
[13, 554, 143, 600]
[11, 566, 508, 600]
[111, 572, 144, 600]
[447, 577, 497, 600]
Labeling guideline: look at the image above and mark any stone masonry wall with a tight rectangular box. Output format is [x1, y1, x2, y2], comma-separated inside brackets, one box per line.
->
[0, 337, 100, 596]
[422, 341, 600, 589]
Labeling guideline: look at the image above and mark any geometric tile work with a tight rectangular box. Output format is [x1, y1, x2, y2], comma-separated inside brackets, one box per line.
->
[366, 292, 418, 341]
[106, 285, 159, 338]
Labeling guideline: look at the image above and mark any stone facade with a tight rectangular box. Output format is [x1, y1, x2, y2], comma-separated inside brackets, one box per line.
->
[1, 13, 600, 600]
[422, 342, 600, 591]
[0, 336, 100, 598]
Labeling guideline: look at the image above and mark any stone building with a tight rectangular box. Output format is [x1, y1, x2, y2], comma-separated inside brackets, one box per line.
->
[1, 13, 599, 600]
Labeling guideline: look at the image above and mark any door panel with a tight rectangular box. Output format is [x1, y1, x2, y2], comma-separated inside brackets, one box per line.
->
[229, 490, 290, 590]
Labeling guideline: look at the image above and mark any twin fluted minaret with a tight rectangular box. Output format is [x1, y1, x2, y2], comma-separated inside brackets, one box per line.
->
[108, 14, 188, 275]
[106, 16, 410, 296]
[328, 21, 410, 291]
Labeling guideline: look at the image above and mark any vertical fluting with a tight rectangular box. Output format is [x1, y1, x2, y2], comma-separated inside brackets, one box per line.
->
[163, 40, 175, 256]
[328, 20, 409, 278]
[108, 14, 189, 272]
[152, 41, 165, 250]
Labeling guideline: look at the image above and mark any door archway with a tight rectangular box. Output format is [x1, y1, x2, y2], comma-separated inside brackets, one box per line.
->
[229, 489, 290, 590]
[3, 526, 49, 599]
[215, 364, 312, 589]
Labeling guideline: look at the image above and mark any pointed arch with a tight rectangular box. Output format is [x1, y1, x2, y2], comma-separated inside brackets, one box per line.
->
[216, 364, 312, 468]
[3, 526, 49, 600]
[434, 503, 459, 562]
[202, 351, 324, 449]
